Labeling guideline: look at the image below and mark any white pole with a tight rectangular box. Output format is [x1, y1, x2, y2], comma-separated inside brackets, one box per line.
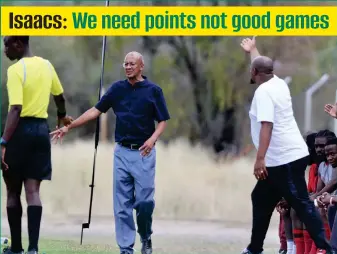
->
[335, 89, 337, 135]
[304, 74, 330, 133]
[284, 76, 292, 85]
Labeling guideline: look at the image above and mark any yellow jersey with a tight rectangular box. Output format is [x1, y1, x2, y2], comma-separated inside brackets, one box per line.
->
[6, 56, 64, 118]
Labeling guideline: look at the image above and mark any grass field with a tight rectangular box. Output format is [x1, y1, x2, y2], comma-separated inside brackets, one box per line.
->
[1, 139, 282, 254]
[4, 237, 280, 254]
[6, 238, 118, 254]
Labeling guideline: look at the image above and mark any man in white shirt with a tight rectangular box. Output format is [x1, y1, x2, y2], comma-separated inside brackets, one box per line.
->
[240, 37, 333, 254]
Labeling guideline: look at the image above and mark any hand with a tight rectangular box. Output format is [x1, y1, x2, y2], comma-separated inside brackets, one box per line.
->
[276, 199, 289, 215]
[240, 36, 257, 53]
[310, 194, 316, 202]
[319, 192, 333, 205]
[276, 205, 283, 214]
[276, 202, 288, 214]
[313, 194, 328, 209]
[277, 199, 288, 208]
[324, 103, 337, 119]
[139, 137, 156, 156]
[50, 126, 69, 144]
[57, 115, 73, 128]
[1, 146, 8, 171]
[253, 158, 268, 180]
[279, 207, 289, 216]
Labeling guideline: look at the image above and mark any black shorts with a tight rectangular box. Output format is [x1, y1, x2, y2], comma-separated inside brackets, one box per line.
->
[3, 117, 52, 181]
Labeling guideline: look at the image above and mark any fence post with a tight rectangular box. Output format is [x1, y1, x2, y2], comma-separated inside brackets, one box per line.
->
[335, 89, 337, 135]
[304, 74, 330, 133]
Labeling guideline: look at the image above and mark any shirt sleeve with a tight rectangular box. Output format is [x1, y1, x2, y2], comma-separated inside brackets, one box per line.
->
[153, 87, 170, 122]
[255, 88, 274, 123]
[48, 61, 64, 96]
[6, 66, 23, 106]
[95, 83, 116, 113]
[317, 163, 323, 177]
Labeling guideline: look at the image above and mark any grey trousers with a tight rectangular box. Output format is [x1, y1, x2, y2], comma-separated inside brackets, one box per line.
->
[113, 143, 156, 254]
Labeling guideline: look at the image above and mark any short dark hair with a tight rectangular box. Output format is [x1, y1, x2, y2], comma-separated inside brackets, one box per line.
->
[306, 132, 317, 148]
[326, 137, 337, 146]
[13, 36, 29, 45]
[316, 129, 336, 138]
[306, 132, 318, 165]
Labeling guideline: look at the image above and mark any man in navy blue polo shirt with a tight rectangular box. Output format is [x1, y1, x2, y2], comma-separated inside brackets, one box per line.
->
[50, 51, 170, 254]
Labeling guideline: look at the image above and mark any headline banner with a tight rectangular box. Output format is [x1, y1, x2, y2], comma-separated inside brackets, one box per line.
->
[1, 6, 337, 36]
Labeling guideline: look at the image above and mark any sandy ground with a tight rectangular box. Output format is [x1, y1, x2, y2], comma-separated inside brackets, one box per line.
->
[1, 215, 281, 253]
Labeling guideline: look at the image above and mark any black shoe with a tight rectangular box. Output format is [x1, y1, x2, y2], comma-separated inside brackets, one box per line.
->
[25, 250, 38, 254]
[141, 238, 152, 254]
[2, 248, 24, 254]
[278, 250, 287, 254]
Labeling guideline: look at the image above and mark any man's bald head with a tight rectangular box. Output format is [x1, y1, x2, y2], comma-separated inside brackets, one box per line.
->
[251, 56, 274, 74]
[250, 56, 274, 85]
[123, 51, 145, 80]
[124, 51, 144, 65]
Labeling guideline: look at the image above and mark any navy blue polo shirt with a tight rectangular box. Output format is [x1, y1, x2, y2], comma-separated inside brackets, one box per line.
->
[95, 76, 170, 144]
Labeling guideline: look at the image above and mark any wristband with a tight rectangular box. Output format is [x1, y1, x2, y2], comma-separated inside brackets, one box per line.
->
[57, 110, 66, 118]
[330, 197, 334, 206]
[314, 199, 318, 207]
[0, 137, 7, 147]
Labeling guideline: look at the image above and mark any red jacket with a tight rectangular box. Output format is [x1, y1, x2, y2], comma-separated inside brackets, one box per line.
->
[307, 163, 318, 193]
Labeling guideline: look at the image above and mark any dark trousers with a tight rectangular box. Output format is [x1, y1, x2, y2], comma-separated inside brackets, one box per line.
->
[329, 205, 337, 252]
[328, 205, 337, 231]
[247, 156, 331, 254]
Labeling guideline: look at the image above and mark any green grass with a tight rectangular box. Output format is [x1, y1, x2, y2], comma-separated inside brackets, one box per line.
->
[1, 238, 280, 254]
[3, 238, 120, 254]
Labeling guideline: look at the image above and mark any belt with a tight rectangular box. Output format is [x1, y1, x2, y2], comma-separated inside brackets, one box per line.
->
[119, 143, 142, 150]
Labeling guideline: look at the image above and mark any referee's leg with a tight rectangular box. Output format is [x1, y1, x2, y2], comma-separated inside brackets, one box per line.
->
[3, 175, 24, 253]
[246, 180, 281, 253]
[23, 179, 42, 253]
[278, 157, 332, 252]
[23, 118, 52, 253]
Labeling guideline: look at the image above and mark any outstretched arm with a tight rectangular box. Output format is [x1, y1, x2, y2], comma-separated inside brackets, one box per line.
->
[67, 107, 101, 131]
[50, 83, 116, 143]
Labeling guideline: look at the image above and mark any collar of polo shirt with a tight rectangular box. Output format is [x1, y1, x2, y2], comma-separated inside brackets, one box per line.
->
[126, 75, 148, 87]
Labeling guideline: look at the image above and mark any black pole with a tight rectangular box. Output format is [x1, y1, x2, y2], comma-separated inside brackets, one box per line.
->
[80, 0, 110, 245]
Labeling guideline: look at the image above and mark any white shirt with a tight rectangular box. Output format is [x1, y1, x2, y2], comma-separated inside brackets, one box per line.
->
[249, 75, 309, 167]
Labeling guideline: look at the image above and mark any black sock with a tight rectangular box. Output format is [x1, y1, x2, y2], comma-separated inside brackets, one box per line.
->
[27, 205, 42, 252]
[7, 206, 23, 252]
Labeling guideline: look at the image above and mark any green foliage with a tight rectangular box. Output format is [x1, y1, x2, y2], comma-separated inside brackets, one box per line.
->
[2, 0, 337, 152]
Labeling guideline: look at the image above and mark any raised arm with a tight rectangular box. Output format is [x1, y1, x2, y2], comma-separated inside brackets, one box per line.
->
[324, 102, 337, 119]
[240, 36, 261, 62]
